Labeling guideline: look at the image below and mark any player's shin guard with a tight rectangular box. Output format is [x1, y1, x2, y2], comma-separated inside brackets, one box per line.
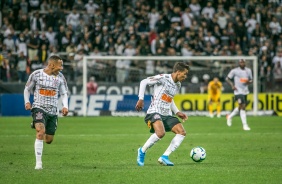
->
[141, 133, 160, 153]
[163, 134, 185, 156]
[34, 139, 43, 166]
[229, 107, 239, 119]
[240, 110, 247, 126]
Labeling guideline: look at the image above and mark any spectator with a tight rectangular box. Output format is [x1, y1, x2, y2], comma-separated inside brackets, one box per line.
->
[17, 51, 28, 83]
[37, 44, 48, 65]
[269, 16, 281, 45]
[189, 0, 201, 18]
[87, 76, 98, 95]
[217, 10, 229, 30]
[0, 58, 10, 82]
[148, 8, 159, 31]
[26, 31, 40, 60]
[201, 1, 215, 20]
[45, 27, 56, 47]
[16, 33, 27, 56]
[66, 8, 80, 31]
[29, 0, 40, 11]
[115, 59, 131, 83]
[20, 0, 29, 14]
[273, 62, 282, 91]
[30, 55, 42, 72]
[245, 13, 257, 41]
[272, 49, 282, 67]
[184, 12, 195, 30]
[30, 11, 43, 31]
[40, 0, 50, 11]
[85, 0, 99, 17]
[3, 34, 16, 52]
[73, 0, 85, 11]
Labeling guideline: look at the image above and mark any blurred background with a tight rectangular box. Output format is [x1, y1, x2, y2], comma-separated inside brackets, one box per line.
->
[0, 0, 282, 116]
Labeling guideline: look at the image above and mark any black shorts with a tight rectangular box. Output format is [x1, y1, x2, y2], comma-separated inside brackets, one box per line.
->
[31, 108, 58, 135]
[144, 113, 180, 133]
[235, 95, 247, 105]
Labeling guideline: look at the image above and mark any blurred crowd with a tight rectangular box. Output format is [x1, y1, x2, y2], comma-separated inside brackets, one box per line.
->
[0, 0, 282, 92]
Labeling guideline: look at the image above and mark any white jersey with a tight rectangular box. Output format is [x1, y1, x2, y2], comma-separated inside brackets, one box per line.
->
[138, 74, 181, 116]
[227, 67, 252, 95]
[25, 69, 68, 115]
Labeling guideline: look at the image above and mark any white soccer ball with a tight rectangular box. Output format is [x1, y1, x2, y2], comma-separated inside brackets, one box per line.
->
[190, 146, 206, 162]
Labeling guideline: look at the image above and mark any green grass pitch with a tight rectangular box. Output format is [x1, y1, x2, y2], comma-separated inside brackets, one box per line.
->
[0, 116, 281, 184]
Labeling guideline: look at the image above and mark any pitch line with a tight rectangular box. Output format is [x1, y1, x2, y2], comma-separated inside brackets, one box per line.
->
[0, 132, 280, 137]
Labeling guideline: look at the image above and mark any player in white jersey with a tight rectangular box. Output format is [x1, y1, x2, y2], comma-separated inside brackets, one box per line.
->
[135, 62, 189, 166]
[226, 59, 252, 131]
[24, 55, 69, 169]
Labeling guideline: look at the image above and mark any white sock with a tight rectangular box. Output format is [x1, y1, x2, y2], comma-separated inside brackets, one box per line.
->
[35, 139, 43, 163]
[229, 107, 239, 119]
[240, 110, 248, 126]
[141, 133, 160, 153]
[163, 134, 185, 156]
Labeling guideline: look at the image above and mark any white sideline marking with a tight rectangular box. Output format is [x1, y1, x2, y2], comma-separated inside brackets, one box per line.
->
[0, 132, 280, 137]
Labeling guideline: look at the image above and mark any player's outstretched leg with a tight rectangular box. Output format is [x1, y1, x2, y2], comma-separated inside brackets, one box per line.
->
[137, 147, 146, 166]
[158, 134, 185, 166]
[226, 107, 239, 127]
[137, 133, 161, 166]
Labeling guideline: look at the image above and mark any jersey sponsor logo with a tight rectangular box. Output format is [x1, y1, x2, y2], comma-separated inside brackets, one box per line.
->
[240, 78, 248, 83]
[39, 89, 57, 96]
[161, 93, 172, 102]
[36, 112, 43, 120]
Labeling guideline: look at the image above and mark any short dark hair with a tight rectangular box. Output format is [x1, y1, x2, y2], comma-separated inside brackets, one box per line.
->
[173, 62, 190, 72]
[48, 55, 62, 62]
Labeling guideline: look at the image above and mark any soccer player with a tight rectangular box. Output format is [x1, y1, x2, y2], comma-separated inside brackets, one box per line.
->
[226, 59, 252, 131]
[24, 55, 69, 169]
[135, 62, 189, 166]
[207, 77, 223, 118]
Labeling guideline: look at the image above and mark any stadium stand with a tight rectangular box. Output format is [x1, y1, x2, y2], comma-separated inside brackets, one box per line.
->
[0, 0, 282, 93]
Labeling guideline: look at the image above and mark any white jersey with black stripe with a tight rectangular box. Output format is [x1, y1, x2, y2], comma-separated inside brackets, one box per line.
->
[227, 67, 253, 95]
[25, 69, 68, 115]
[141, 74, 181, 116]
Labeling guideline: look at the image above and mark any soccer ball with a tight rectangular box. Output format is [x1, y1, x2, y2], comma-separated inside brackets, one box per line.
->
[190, 146, 206, 162]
